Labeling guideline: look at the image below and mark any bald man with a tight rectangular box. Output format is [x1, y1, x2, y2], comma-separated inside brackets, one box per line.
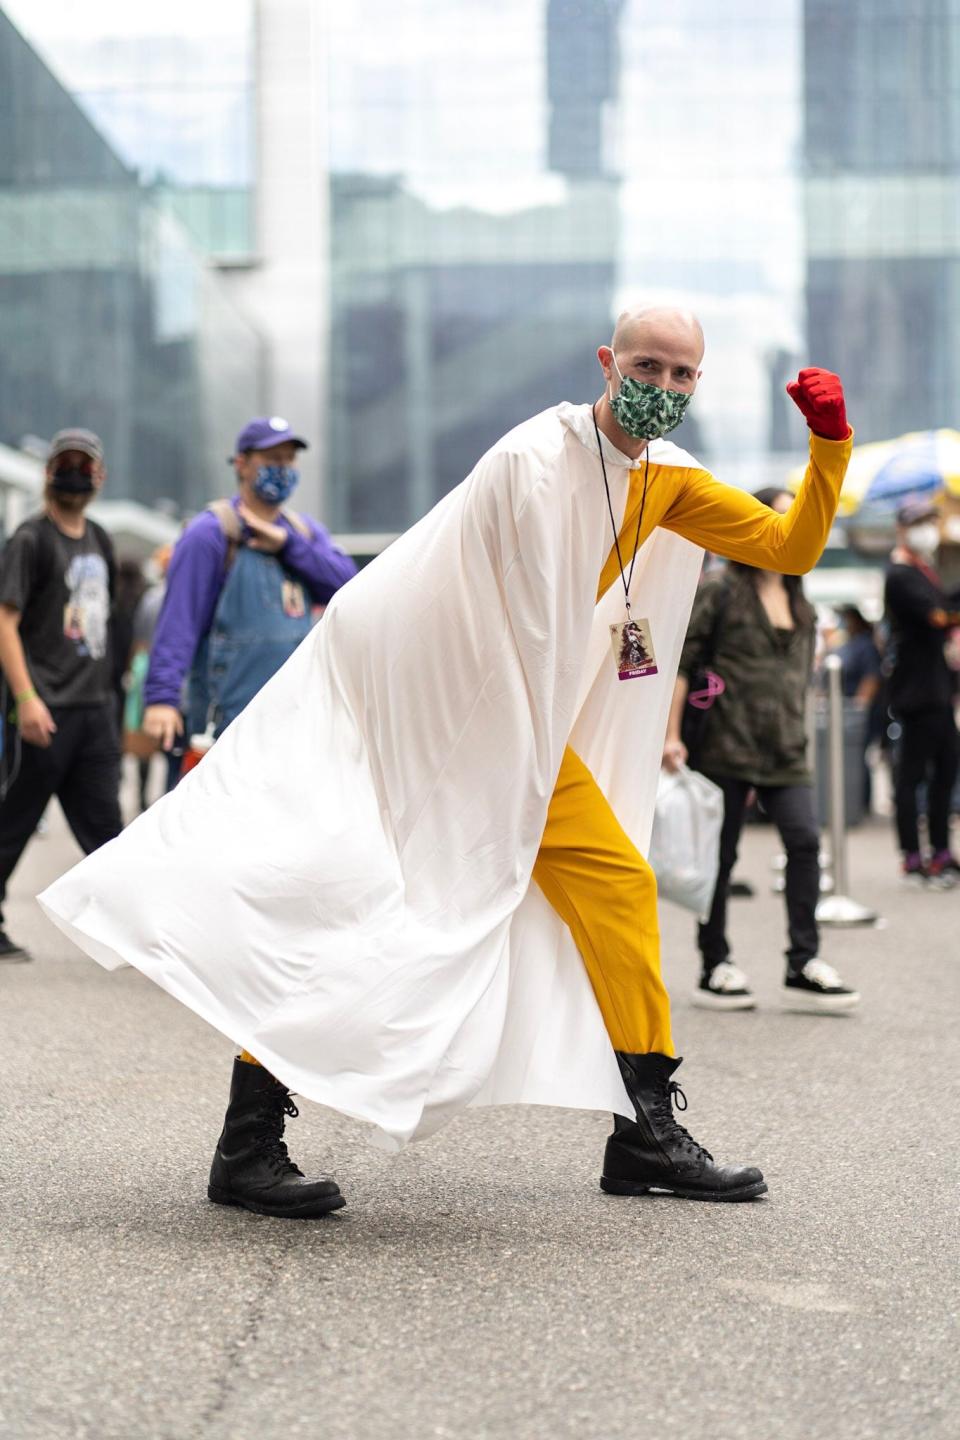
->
[529, 310, 850, 1203]
[41, 308, 852, 1217]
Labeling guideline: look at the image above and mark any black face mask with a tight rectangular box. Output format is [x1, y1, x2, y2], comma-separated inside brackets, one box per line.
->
[50, 466, 95, 495]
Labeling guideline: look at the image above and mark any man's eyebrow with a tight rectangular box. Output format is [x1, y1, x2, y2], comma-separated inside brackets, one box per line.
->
[627, 353, 696, 369]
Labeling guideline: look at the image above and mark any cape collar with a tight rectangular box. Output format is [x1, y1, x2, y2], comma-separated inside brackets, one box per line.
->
[553, 401, 697, 472]
[555, 402, 638, 470]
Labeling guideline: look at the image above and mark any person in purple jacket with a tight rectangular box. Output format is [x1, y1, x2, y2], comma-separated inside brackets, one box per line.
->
[143, 417, 357, 768]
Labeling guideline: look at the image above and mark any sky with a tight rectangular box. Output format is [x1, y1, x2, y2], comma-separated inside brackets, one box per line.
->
[3, 0, 255, 184]
[3, 0, 246, 44]
[6, 0, 802, 224]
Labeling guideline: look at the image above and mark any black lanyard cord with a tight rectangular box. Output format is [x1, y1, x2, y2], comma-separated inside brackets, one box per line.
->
[592, 402, 649, 618]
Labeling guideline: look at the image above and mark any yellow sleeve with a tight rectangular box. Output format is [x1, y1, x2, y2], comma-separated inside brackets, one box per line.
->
[660, 431, 853, 574]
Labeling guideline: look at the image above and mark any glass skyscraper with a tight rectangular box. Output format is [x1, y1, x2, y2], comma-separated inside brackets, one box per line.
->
[325, 1, 625, 529]
[803, 0, 960, 442]
[0, 5, 261, 514]
[324, 0, 812, 530]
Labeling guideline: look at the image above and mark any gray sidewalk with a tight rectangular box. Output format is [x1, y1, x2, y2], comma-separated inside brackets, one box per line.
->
[1, 790, 957, 1440]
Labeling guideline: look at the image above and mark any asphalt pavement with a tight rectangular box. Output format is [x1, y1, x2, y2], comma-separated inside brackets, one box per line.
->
[1, 768, 957, 1440]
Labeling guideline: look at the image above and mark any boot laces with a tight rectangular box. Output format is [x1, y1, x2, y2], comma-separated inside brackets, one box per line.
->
[654, 1080, 713, 1162]
[252, 1093, 304, 1178]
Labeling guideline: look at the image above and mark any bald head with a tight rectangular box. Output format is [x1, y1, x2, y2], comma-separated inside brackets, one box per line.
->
[611, 306, 705, 363]
[594, 305, 704, 455]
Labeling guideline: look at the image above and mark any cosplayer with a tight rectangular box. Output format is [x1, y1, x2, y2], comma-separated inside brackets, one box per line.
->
[40, 309, 852, 1219]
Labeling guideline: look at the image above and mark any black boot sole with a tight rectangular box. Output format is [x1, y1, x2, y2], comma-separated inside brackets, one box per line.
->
[207, 1184, 347, 1218]
[600, 1175, 768, 1203]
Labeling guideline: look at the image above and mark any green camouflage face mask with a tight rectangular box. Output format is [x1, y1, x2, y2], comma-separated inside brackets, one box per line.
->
[609, 355, 692, 440]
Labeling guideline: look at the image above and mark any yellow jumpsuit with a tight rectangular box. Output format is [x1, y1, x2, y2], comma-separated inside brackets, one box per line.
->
[532, 433, 852, 1056]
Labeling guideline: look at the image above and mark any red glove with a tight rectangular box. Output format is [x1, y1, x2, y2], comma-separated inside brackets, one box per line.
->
[786, 367, 850, 441]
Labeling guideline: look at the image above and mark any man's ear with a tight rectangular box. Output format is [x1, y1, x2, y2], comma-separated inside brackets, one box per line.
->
[597, 345, 614, 381]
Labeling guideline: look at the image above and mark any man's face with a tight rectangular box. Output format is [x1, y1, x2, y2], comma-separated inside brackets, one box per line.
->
[45, 449, 105, 509]
[598, 321, 703, 398]
[235, 441, 300, 484]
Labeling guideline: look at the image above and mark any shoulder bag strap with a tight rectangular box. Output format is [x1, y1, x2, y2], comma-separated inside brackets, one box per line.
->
[206, 499, 244, 575]
[281, 507, 311, 540]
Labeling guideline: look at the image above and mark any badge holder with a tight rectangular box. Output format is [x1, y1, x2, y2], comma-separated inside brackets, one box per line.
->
[610, 615, 658, 681]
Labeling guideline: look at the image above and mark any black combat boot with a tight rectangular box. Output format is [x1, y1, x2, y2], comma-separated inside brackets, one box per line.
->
[600, 1052, 767, 1202]
[208, 1057, 346, 1218]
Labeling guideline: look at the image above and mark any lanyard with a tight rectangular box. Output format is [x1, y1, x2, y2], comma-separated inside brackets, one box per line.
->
[592, 402, 649, 619]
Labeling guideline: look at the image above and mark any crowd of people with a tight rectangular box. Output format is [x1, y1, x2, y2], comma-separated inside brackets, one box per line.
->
[2, 306, 958, 1222]
[0, 418, 356, 961]
[655, 488, 960, 1019]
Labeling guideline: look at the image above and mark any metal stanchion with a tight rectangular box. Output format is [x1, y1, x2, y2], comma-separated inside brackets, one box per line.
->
[816, 654, 878, 926]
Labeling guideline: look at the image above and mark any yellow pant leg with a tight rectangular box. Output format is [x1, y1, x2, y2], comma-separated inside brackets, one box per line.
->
[533, 746, 674, 1056]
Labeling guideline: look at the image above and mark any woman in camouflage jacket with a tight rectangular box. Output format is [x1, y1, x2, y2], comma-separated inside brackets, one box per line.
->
[663, 487, 860, 1015]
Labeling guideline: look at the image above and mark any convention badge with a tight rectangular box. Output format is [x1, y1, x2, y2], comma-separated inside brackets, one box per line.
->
[282, 579, 306, 619]
[610, 616, 658, 681]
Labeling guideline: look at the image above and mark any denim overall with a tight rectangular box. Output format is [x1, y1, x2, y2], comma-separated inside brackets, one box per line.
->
[186, 501, 312, 739]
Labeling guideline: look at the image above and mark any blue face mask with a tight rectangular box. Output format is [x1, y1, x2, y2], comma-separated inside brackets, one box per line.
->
[253, 464, 299, 505]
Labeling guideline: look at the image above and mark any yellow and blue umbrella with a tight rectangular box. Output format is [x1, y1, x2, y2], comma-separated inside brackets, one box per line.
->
[789, 428, 960, 517]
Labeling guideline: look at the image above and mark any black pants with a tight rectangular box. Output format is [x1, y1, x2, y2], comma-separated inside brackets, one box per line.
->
[0, 703, 122, 925]
[698, 776, 820, 974]
[894, 706, 959, 855]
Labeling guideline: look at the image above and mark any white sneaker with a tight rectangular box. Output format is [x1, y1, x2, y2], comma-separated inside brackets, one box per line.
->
[783, 959, 860, 1012]
[692, 961, 756, 1010]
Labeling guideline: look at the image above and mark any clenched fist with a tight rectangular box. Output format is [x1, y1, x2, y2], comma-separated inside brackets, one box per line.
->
[786, 367, 850, 442]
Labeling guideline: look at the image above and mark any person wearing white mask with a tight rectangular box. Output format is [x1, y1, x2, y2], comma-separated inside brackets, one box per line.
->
[884, 497, 960, 886]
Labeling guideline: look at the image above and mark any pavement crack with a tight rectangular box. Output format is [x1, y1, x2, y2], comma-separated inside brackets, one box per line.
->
[194, 1257, 276, 1435]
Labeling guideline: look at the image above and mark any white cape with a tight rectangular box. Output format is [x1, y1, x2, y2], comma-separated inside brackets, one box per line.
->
[40, 404, 704, 1148]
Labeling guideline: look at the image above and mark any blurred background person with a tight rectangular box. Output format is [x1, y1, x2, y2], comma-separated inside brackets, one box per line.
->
[663, 487, 860, 1014]
[123, 543, 172, 810]
[111, 556, 148, 735]
[142, 417, 357, 774]
[884, 497, 960, 887]
[835, 604, 884, 816]
[0, 429, 122, 961]
[110, 554, 148, 811]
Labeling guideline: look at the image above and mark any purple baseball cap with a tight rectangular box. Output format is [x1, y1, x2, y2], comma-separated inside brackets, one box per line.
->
[896, 495, 939, 527]
[234, 416, 308, 454]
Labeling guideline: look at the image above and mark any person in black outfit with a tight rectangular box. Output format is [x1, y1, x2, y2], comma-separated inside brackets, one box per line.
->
[0, 429, 122, 959]
[884, 496, 960, 887]
[836, 605, 884, 813]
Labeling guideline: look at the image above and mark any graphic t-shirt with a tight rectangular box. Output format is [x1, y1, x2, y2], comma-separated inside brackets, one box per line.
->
[0, 512, 116, 707]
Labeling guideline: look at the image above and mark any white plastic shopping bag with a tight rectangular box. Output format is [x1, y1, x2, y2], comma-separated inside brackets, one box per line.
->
[647, 765, 724, 920]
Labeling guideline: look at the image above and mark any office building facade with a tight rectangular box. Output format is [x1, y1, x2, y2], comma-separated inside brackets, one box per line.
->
[0, 7, 263, 515]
